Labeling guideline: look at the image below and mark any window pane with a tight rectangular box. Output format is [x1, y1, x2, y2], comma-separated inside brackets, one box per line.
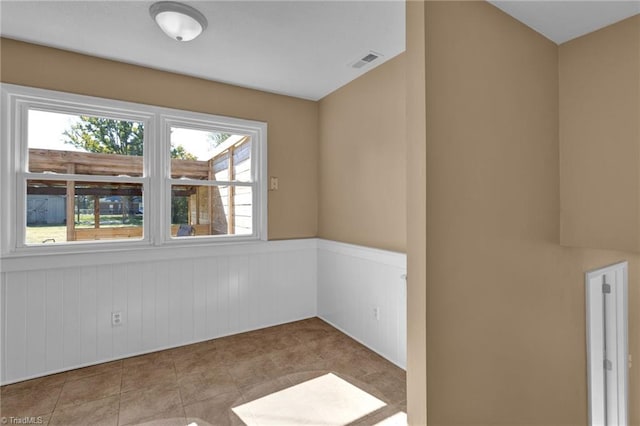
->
[170, 127, 251, 182]
[171, 184, 252, 237]
[28, 109, 144, 177]
[26, 180, 143, 244]
[233, 139, 252, 182]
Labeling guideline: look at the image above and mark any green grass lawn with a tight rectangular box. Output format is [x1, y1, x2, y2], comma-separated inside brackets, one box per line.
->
[74, 214, 143, 227]
[26, 226, 68, 244]
[26, 218, 143, 244]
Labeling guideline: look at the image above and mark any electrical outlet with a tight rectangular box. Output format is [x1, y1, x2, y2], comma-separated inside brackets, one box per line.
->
[373, 306, 380, 321]
[270, 176, 279, 191]
[112, 311, 123, 327]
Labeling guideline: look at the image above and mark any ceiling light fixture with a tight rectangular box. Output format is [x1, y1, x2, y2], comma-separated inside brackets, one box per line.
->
[149, 1, 208, 42]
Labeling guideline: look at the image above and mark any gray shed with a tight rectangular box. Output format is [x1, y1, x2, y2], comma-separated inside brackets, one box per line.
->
[27, 195, 66, 225]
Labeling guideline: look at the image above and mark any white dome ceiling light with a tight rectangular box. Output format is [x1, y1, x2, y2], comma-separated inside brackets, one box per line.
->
[149, 1, 208, 42]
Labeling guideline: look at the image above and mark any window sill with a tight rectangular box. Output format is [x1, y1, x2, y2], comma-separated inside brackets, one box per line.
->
[0, 235, 309, 273]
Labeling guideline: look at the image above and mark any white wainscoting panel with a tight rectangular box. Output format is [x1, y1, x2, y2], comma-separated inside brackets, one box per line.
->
[1, 238, 407, 384]
[317, 239, 407, 369]
[0, 239, 317, 384]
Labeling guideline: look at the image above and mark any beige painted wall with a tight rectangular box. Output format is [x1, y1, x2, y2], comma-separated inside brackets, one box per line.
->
[405, 1, 428, 424]
[0, 38, 318, 240]
[560, 15, 640, 252]
[318, 54, 407, 252]
[424, 2, 638, 424]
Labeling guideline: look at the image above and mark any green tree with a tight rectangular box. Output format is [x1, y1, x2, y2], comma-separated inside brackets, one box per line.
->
[208, 132, 231, 150]
[171, 195, 189, 224]
[171, 145, 197, 160]
[64, 116, 144, 155]
[63, 116, 197, 224]
[65, 116, 196, 160]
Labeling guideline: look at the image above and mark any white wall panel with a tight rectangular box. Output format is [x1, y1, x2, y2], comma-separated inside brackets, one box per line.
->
[126, 263, 143, 356]
[26, 271, 46, 375]
[140, 263, 157, 351]
[5, 272, 27, 380]
[204, 259, 219, 339]
[1, 239, 318, 384]
[1, 238, 406, 383]
[63, 268, 80, 368]
[155, 262, 170, 350]
[112, 264, 129, 359]
[317, 239, 407, 369]
[95, 265, 113, 361]
[78, 267, 98, 364]
[192, 258, 208, 343]
[45, 269, 64, 372]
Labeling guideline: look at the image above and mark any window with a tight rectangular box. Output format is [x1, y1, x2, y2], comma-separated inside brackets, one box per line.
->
[166, 124, 255, 238]
[1, 84, 267, 254]
[25, 110, 147, 245]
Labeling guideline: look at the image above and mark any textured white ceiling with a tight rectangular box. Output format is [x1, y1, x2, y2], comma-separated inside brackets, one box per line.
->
[489, 0, 640, 44]
[1, 1, 638, 100]
[0, 0, 406, 101]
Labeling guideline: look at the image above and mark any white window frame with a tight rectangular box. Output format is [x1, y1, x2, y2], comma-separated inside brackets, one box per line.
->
[0, 83, 267, 256]
[160, 115, 266, 245]
[586, 261, 628, 426]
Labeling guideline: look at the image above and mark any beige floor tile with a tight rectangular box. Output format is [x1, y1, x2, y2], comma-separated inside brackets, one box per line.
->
[290, 328, 335, 344]
[226, 353, 283, 389]
[57, 370, 122, 408]
[121, 363, 177, 393]
[65, 360, 123, 382]
[122, 351, 174, 369]
[177, 367, 238, 405]
[125, 418, 188, 426]
[284, 370, 330, 387]
[238, 376, 292, 403]
[118, 384, 184, 426]
[349, 404, 407, 426]
[259, 333, 303, 353]
[49, 395, 119, 426]
[329, 347, 393, 380]
[172, 351, 226, 376]
[0, 373, 67, 398]
[0, 318, 407, 426]
[286, 318, 335, 332]
[184, 390, 244, 426]
[333, 372, 391, 406]
[269, 344, 328, 374]
[305, 333, 362, 359]
[223, 336, 269, 362]
[166, 341, 213, 359]
[360, 370, 407, 405]
[0, 383, 63, 417]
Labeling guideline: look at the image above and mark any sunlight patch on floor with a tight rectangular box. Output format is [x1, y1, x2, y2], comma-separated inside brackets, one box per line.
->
[231, 373, 386, 425]
[373, 411, 407, 425]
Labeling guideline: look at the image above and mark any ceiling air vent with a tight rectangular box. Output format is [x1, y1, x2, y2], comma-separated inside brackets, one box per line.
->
[351, 51, 383, 69]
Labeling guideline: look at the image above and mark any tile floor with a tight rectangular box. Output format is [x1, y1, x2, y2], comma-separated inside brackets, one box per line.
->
[0, 318, 406, 425]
